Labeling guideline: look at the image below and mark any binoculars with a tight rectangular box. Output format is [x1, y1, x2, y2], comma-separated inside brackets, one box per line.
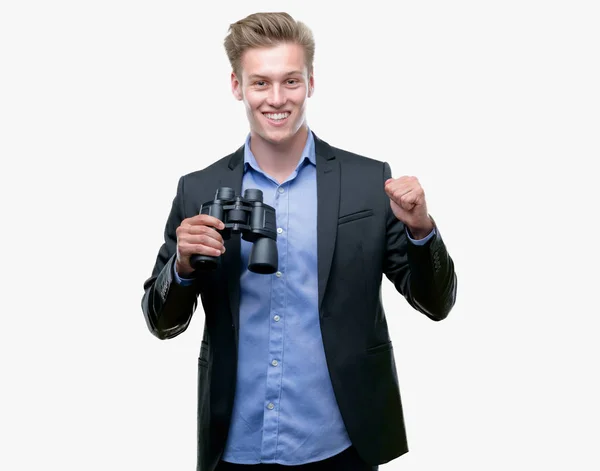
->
[190, 187, 278, 274]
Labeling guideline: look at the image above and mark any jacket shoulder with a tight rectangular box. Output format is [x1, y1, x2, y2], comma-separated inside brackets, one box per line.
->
[333, 145, 385, 167]
[314, 132, 386, 169]
[319, 139, 389, 179]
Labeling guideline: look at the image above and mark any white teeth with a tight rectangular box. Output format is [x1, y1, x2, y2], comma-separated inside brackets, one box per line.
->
[264, 112, 289, 121]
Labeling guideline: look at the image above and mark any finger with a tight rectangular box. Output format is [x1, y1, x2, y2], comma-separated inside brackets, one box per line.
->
[387, 177, 422, 197]
[176, 222, 223, 244]
[180, 233, 225, 252]
[384, 178, 401, 193]
[399, 191, 418, 210]
[399, 187, 425, 209]
[180, 242, 224, 258]
[187, 225, 225, 243]
[387, 176, 419, 187]
[186, 214, 225, 230]
[387, 184, 413, 202]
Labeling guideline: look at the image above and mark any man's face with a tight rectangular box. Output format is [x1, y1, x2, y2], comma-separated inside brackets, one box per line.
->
[231, 42, 314, 146]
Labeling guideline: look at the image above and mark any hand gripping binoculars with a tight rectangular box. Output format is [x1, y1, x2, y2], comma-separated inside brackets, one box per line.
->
[189, 187, 278, 274]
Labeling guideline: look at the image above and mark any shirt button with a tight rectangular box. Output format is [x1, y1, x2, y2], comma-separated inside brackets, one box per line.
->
[271, 360, 278, 366]
[273, 315, 280, 322]
[277, 227, 283, 234]
[267, 403, 275, 410]
[275, 271, 282, 277]
[278, 187, 285, 194]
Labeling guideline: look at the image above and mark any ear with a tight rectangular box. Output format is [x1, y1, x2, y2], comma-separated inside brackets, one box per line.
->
[308, 71, 315, 97]
[231, 72, 243, 101]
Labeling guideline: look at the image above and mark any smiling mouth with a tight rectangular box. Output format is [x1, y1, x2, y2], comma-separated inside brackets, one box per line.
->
[263, 112, 290, 122]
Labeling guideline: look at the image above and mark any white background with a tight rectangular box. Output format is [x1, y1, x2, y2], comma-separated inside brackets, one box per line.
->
[1, 0, 599, 470]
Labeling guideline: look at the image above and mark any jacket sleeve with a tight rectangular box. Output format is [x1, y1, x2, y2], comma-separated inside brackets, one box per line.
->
[141, 176, 201, 339]
[382, 162, 457, 321]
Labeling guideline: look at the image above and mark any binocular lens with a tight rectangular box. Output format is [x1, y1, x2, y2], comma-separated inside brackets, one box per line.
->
[248, 237, 278, 274]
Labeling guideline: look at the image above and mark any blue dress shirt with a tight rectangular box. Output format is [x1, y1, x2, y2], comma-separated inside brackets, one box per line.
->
[174, 130, 434, 465]
[222, 131, 352, 465]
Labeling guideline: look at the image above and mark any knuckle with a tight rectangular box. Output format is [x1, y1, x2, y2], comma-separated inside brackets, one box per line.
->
[200, 235, 218, 249]
[193, 244, 207, 255]
[196, 225, 211, 235]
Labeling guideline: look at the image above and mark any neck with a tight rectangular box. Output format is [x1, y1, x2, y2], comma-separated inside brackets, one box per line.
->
[250, 125, 309, 183]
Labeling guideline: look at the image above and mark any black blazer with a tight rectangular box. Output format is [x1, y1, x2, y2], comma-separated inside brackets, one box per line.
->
[141, 132, 457, 471]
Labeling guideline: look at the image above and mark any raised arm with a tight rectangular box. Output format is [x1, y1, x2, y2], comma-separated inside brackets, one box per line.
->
[382, 162, 457, 321]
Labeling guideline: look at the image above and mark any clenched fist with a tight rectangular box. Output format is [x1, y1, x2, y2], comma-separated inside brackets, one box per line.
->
[384, 176, 434, 239]
[175, 214, 226, 276]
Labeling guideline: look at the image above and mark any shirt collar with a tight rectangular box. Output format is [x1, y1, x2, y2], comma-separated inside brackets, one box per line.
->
[243, 128, 316, 174]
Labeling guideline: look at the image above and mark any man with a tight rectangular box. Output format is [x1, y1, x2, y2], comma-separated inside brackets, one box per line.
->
[142, 12, 457, 471]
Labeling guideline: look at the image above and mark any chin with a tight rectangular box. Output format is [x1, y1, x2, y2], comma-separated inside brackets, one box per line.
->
[258, 128, 293, 145]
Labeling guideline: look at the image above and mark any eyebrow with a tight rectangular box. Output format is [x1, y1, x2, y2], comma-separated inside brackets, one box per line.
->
[247, 71, 305, 80]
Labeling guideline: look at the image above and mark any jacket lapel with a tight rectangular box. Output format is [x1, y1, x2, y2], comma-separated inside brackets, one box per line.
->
[314, 133, 340, 313]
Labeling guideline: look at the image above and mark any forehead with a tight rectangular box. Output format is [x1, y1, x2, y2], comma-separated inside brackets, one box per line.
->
[240, 43, 307, 79]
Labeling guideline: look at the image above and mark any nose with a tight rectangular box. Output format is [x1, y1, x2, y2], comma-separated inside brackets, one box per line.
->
[266, 84, 286, 108]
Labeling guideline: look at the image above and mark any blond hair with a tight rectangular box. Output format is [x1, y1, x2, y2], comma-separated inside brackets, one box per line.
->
[224, 12, 315, 79]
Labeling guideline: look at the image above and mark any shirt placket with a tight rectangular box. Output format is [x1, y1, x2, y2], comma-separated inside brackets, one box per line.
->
[260, 182, 289, 460]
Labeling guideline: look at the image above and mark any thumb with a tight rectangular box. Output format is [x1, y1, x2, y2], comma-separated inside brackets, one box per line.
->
[384, 178, 395, 195]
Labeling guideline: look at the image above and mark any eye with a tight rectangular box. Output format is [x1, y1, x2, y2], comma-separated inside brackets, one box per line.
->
[255, 81, 267, 87]
[286, 79, 298, 85]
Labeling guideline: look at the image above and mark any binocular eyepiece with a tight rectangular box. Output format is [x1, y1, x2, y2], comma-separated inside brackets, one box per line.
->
[189, 187, 278, 274]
